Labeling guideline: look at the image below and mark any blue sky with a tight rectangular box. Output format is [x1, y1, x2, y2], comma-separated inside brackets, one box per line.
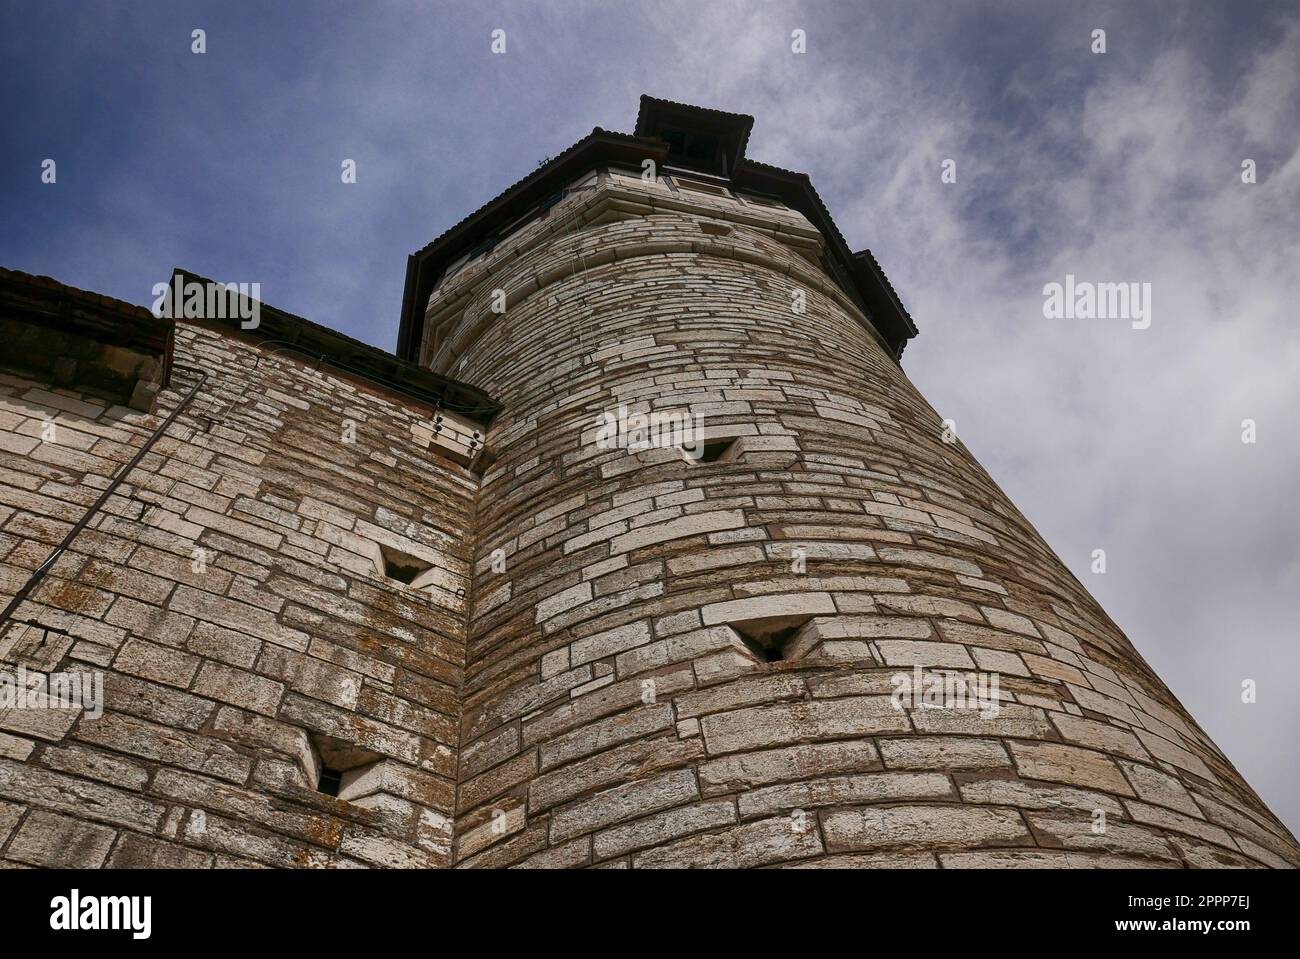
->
[2, 1, 1296, 342]
[3, 0, 1299, 834]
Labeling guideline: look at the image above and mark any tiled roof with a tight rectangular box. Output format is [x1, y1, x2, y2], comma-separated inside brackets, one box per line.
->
[0, 266, 161, 325]
[410, 129, 648, 262]
[0, 265, 499, 423]
[634, 94, 755, 170]
[854, 248, 917, 335]
[172, 269, 499, 423]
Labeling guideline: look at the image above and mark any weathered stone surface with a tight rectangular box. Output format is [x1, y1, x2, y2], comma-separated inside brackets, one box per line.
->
[822, 804, 1033, 852]
[878, 736, 1010, 770]
[940, 850, 1178, 869]
[0, 800, 21, 847]
[1123, 799, 1236, 849]
[192, 661, 285, 716]
[701, 592, 835, 627]
[74, 712, 253, 784]
[1009, 741, 1135, 797]
[958, 778, 1126, 816]
[1049, 712, 1151, 761]
[910, 702, 1053, 738]
[1119, 759, 1201, 816]
[673, 673, 806, 720]
[699, 740, 882, 796]
[701, 698, 910, 755]
[783, 851, 938, 869]
[631, 816, 824, 868]
[7, 809, 115, 867]
[549, 769, 699, 842]
[337, 759, 455, 809]
[529, 737, 704, 812]
[538, 704, 674, 771]
[593, 799, 737, 860]
[0, 758, 164, 831]
[738, 772, 954, 819]
[1026, 812, 1181, 864]
[107, 832, 215, 868]
[876, 640, 974, 668]
[610, 510, 746, 555]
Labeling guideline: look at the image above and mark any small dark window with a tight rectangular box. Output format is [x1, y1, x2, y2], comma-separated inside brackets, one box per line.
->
[317, 766, 343, 797]
[661, 129, 723, 174]
[730, 616, 817, 664]
[378, 543, 434, 585]
[739, 625, 803, 662]
[685, 134, 717, 163]
[308, 733, 384, 800]
[684, 437, 737, 463]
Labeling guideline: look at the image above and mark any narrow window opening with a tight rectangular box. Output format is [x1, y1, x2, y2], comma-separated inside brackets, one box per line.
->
[308, 733, 384, 800]
[685, 135, 716, 163]
[675, 177, 730, 197]
[730, 616, 816, 663]
[317, 766, 343, 797]
[378, 543, 434, 585]
[684, 437, 737, 464]
[661, 130, 723, 173]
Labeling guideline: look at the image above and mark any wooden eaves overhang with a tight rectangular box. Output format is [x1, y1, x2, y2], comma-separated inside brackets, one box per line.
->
[397, 96, 918, 365]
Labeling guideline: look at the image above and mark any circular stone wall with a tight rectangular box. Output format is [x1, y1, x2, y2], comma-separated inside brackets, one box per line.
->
[443, 184, 1300, 869]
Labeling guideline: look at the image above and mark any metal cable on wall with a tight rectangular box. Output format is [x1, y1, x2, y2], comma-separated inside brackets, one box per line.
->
[0, 364, 210, 630]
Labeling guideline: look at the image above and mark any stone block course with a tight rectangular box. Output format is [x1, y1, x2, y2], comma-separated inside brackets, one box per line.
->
[822, 804, 1033, 853]
[7, 809, 116, 867]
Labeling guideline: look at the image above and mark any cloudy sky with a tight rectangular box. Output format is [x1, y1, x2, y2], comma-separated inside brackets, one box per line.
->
[2, 0, 1298, 833]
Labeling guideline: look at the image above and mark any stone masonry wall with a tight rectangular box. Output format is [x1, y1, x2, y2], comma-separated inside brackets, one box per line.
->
[0, 323, 475, 867]
[441, 172, 1300, 868]
[2, 173, 1298, 869]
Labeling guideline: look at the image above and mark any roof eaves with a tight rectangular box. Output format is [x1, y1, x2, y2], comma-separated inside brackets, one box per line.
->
[409, 128, 647, 262]
[735, 159, 918, 352]
[853, 248, 918, 337]
[400, 104, 917, 363]
[635, 95, 755, 160]
[174, 268, 499, 423]
[398, 128, 666, 361]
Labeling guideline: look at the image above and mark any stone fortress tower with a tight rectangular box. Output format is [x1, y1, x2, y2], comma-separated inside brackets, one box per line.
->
[0, 97, 1296, 868]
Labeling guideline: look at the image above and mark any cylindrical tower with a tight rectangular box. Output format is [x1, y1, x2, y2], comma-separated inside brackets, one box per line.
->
[407, 98, 1300, 868]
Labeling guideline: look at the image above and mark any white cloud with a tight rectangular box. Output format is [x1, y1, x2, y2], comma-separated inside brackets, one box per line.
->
[652, 0, 1300, 831]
